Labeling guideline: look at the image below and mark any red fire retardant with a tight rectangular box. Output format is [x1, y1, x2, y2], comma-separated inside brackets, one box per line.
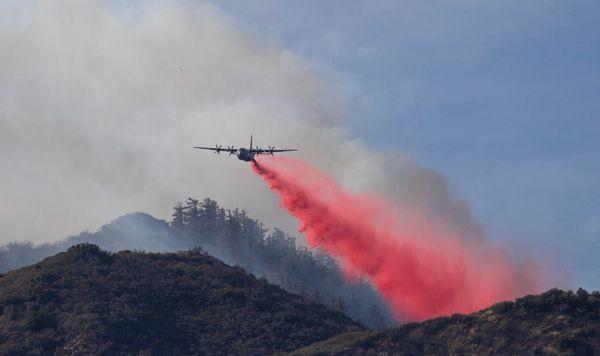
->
[253, 156, 542, 321]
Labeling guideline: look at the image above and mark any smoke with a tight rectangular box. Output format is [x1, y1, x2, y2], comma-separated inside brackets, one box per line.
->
[1, 0, 483, 250]
[252, 156, 542, 320]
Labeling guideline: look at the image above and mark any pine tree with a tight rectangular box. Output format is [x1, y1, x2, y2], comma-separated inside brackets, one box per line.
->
[201, 198, 219, 233]
[171, 202, 185, 232]
[216, 207, 226, 228]
[183, 198, 200, 226]
[220, 210, 243, 263]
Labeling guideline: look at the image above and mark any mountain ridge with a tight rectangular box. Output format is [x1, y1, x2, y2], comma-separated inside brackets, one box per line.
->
[2, 242, 599, 355]
[291, 288, 600, 355]
[0, 199, 395, 329]
[0, 244, 363, 355]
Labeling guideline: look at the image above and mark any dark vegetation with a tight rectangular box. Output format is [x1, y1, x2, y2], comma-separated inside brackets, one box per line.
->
[292, 288, 600, 355]
[0, 244, 363, 355]
[2, 201, 600, 355]
[0, 198, 394, 329]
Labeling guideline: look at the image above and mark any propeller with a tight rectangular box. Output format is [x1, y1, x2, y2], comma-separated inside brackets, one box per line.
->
[268, 146, 275, 155]
[214, 144, 222, 154]
[227, 146, 236, 155]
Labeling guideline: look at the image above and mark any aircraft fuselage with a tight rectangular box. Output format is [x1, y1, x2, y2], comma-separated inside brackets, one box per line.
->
[237, 148, 255, 162]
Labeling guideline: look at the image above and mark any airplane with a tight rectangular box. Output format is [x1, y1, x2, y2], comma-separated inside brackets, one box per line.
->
[194, 135, 298, 162]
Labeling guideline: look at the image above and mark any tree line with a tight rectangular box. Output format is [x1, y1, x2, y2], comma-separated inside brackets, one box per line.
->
[170, 197, 393, 329]
[0, 197, 394, 329]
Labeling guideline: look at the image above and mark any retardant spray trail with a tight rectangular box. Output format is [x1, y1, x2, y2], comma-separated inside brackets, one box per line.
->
[252, 155, 542, 321]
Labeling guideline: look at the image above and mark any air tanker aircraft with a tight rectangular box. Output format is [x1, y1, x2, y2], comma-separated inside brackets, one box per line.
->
[194, 135, 298, 162]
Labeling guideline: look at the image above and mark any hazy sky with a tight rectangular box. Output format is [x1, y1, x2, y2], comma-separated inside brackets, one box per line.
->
[211, 0, 600, 289]
[0, 0, 485, 252]
[0, 1, 598, 290]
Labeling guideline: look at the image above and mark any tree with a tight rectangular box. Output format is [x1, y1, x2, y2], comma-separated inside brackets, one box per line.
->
[201, 198, 219, 233]
[171, 202, 185, 232]
[216, 208, 226, 229]
[183, 198, 200, 227]
[220, 210, 243, 263]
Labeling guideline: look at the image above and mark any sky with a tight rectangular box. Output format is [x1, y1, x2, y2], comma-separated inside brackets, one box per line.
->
[211, 0, 600, 288]
[0, 0, 598, 290]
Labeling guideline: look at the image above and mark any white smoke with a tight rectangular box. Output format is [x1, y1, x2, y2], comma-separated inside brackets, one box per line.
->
[0, 0, 482, 245]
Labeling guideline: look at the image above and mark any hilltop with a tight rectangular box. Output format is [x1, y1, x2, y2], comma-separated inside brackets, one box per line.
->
[0, 244, 362, 355]
[2, 239, 600, 355]
[5, 199, 599, 356]
[292, 288, 600, 355]
[0, 198, 394, 329]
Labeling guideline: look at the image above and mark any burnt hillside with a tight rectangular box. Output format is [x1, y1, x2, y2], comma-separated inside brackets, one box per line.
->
[0, 244, 363, 355]
[291, 288, 600, 355]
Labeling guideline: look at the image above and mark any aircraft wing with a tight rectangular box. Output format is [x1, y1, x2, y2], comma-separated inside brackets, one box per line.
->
[268, 149, 298, 153]
[252, 148, 298, 154]
[194, 146, 237, 154]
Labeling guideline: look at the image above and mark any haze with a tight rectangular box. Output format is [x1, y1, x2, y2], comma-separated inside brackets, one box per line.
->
[0, 1, 597, 289]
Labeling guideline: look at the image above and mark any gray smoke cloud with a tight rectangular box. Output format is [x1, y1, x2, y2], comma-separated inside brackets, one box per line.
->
[0, 0, 482, 245]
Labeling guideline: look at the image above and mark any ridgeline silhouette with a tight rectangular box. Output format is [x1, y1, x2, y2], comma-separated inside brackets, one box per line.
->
[0, 198, 393, 329]
[1, 246, 598, 355]
[1, 201, 599, 355]
[293, 288, 600, 355]
[0, 244, 362, 354]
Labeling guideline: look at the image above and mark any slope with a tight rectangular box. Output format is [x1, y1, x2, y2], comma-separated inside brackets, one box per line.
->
[0, 244, 363, 355]
[0, 201, 395, 329]
[291, 288, 600, 355]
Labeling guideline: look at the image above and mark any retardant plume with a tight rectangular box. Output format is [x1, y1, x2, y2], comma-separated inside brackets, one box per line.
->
[252, 155, 542, 321]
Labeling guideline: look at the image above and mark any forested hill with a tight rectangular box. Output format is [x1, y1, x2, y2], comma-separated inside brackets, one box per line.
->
[0, 244, 363, 355]
[292, 288, 600, 355]
[0, 198, 394, 329]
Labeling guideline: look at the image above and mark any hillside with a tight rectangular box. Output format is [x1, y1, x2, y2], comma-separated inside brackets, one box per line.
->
[0, 199, 395, 329]
[291, 288, 600, 355]
[0, 244, 363, 355]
